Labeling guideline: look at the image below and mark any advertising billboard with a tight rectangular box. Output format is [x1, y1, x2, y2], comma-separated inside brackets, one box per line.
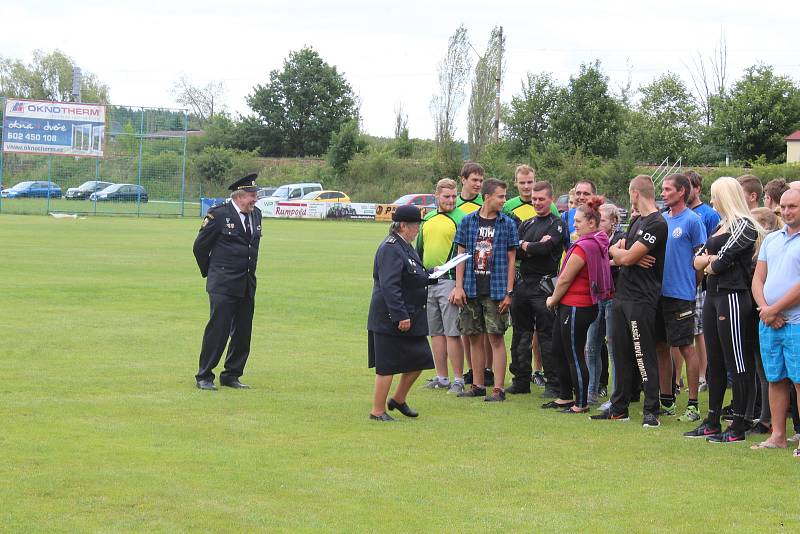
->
[2, 98, 106, 157]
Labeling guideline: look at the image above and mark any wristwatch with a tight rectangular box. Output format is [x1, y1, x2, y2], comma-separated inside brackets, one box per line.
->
[506, 290, 514, 297]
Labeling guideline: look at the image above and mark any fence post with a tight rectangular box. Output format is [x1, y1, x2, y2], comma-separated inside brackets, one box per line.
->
[136, 107, 144, 218]
[47, 155, 52, 215]
[180, 109, 188, 217]
[94, 158, 100, 215]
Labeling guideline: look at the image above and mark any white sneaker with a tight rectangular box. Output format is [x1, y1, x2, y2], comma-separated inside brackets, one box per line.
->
[788, 433, 800, 443]
[423, 377, 449, 389]
[447, 382, 465, 395]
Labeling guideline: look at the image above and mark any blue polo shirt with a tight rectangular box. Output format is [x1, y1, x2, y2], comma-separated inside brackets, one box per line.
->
[692, 202, 722, 238]
[759, 226, 800, 324]
[661, 208, 707, 301]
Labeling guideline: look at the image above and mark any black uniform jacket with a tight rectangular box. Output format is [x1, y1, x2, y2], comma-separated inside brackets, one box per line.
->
[193, 202, 262, 298]
[517, 212, 565, 280]
[367, 232, 432, 337]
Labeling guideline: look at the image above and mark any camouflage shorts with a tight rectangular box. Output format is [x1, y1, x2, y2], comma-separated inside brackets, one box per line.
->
[458, 295, 510, 335]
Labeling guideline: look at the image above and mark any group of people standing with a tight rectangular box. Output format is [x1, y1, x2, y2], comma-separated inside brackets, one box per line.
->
[366, 163, 800, 457]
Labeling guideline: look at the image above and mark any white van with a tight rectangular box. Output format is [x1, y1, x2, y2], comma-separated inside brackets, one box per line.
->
[255, 182, 323, 212]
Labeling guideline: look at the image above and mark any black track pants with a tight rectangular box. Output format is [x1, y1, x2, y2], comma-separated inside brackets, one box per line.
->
[704, 290, 753, 432]
[610, 299, 660, 416]
[553, 303, 597, 408]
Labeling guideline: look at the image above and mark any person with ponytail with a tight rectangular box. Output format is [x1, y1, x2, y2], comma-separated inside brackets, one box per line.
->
[685, 177, 764, 442]
[544, 196, 614, 413]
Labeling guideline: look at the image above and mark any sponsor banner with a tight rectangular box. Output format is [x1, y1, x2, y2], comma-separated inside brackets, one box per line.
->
[262, 201, 327, 219]
[324, 202, 377, 221]
[3, 98, 106, 157]
[374, 204, 432, 222]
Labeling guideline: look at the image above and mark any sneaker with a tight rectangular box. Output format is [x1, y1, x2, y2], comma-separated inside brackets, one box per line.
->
[423, 377, 449, 389]
[599, 400, 612, 412]
[788, 433, 800, 443]
[746, 422, 772, 435]
[532, 371, 546, 387]
[642, 413, 661, 427]
[484, 369, 495, 386]
[684, 421, 721, 438]
[447, 382, 465, 395]
[707, 427, 746, 444]
[721, 404, 734, 421]
[457, 384, 486, 398]
[698, 380, 708, 392]
[589, 410, 630, 421]
[484, 388, 506, 402]
[678, 405, 701, 422]
[659, 403, 677, 417]
[505, 383, 531, 395]
[673, 384, 681, 396]
[598, 387, 608, 398]
[464, 369, 473, 385]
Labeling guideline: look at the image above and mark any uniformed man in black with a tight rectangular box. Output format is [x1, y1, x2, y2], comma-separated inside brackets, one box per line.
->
[507, 181, 565, 395]
[193, 173, 262, 390]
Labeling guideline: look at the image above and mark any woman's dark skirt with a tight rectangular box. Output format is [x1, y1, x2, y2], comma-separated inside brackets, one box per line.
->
[368, 331, 434, 376]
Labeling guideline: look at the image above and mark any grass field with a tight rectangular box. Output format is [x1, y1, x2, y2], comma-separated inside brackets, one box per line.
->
[1, 214, 798, 532]
[0, 197, 200, 217]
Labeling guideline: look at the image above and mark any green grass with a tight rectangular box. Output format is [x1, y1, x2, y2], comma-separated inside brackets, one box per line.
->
[1, 214, 798, 532]
[0, 197, 201, 217]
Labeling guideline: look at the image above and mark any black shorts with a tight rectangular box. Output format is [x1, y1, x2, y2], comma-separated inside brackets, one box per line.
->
[655, 296, 695, 347]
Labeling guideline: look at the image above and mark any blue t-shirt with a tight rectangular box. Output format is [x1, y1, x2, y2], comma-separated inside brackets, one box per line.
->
[562, 208, 577, 245]
[758, 227, 800, 324]
[661, 208, 707, 301]
[692, 202, 721, 238]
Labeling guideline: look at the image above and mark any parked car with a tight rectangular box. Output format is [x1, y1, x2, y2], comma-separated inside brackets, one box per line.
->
[90, 184, 148, 202]
[391, 194, 436, 209]
[301, 190, 351, 203]
[255, 182, 323, 212]
[257, 187, 277, 199]
[1, 180, 62, 198]
[604, 198, 630, 222]
[65, 180, 115, 200]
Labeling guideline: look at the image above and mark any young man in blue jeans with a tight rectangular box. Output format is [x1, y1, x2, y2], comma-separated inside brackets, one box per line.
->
[452, 178, 518, 402]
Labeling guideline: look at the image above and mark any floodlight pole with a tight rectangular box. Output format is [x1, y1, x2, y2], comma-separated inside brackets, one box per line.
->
[494, 26, 502, 143]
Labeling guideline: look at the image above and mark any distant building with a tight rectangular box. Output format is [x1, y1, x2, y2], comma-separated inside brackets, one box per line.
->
[786, 131, 800, 163]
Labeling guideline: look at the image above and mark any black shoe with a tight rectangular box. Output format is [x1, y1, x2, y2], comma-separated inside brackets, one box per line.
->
[457, 384, 486, 398]
[369, 412, 395, 422]
[560, 407, 588, 414]
[642, 413, 661, 427]
[387, 398, 418, 417]
[484, 388, 506, 402]
[541, 388, 559, 399]
[464, 369, 473, 385]
[505, 383, 531, 395]
[220, 379, 250, 389]
[598, 387, 608, 398]
[721, 404, 734, 421]
[589, 410, 629, 421]
[484, 369, 495, 386]
[532, 371, 546, 387]
[196, 380, 217, 391]
[542, 400, 574, 410]
[747, 422, 772, 435]
[684, 421, 722, 439]
[706, 427, 746, 444]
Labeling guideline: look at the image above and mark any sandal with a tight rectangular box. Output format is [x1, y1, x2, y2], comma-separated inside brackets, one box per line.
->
[750, 441, 786, 450]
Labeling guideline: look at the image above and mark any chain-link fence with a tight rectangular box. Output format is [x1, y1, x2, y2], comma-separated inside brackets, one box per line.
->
[0, 98, 193, 217]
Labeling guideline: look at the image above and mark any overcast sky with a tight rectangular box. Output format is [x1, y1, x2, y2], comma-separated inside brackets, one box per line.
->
[2, 0, 797, 139]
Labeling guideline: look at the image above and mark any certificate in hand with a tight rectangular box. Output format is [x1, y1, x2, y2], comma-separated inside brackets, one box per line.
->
[429, 252, 471, 279]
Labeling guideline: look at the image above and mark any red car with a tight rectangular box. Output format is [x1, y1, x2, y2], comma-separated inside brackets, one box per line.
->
[392, 194, 436, 209]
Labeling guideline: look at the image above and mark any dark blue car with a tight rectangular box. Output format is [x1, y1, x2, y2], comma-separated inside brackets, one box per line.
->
[1, 181, 62, 198]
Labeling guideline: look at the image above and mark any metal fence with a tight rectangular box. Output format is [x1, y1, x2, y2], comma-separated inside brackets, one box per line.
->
[0, 98, 193, 217]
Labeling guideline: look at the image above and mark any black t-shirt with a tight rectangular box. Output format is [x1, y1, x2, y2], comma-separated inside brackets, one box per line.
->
[704, 231, 728, 296]
[615, 212, 667, 307]
[475, 216, 497, 296]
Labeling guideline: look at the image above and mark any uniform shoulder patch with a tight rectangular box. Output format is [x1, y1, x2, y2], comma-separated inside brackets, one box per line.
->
[386, 236, 397, 244]
[201, 215, 213, 228]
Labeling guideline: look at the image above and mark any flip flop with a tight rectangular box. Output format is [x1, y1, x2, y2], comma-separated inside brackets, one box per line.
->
[750, 441, 786, 450]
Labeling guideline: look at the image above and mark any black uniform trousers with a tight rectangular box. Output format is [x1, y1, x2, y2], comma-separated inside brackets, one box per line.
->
[196, 291, 255, 382]
[610, 299, 660, 416]
[704, 290, 753, 432]
[509, 278, 557, 390]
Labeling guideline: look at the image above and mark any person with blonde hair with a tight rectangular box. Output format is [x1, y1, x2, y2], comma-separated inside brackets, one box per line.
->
[686, 177, 764, 442]
[751, 207, 778, 233]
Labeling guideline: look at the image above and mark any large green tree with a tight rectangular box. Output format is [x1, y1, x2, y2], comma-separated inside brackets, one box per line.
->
[504, 72, 560, 155]
[246, 47, 358, 157]
[626, 73, 702, 162]
[712, 64, 800, 162]
[0, 49, 109, 103]
[550, 61, 622, 158]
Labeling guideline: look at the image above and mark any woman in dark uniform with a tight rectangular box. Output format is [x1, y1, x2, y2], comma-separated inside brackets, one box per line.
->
[368, 205, 435, 421]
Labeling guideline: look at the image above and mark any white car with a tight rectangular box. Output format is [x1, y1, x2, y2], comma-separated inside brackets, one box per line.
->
[255, 182, 323, 212]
